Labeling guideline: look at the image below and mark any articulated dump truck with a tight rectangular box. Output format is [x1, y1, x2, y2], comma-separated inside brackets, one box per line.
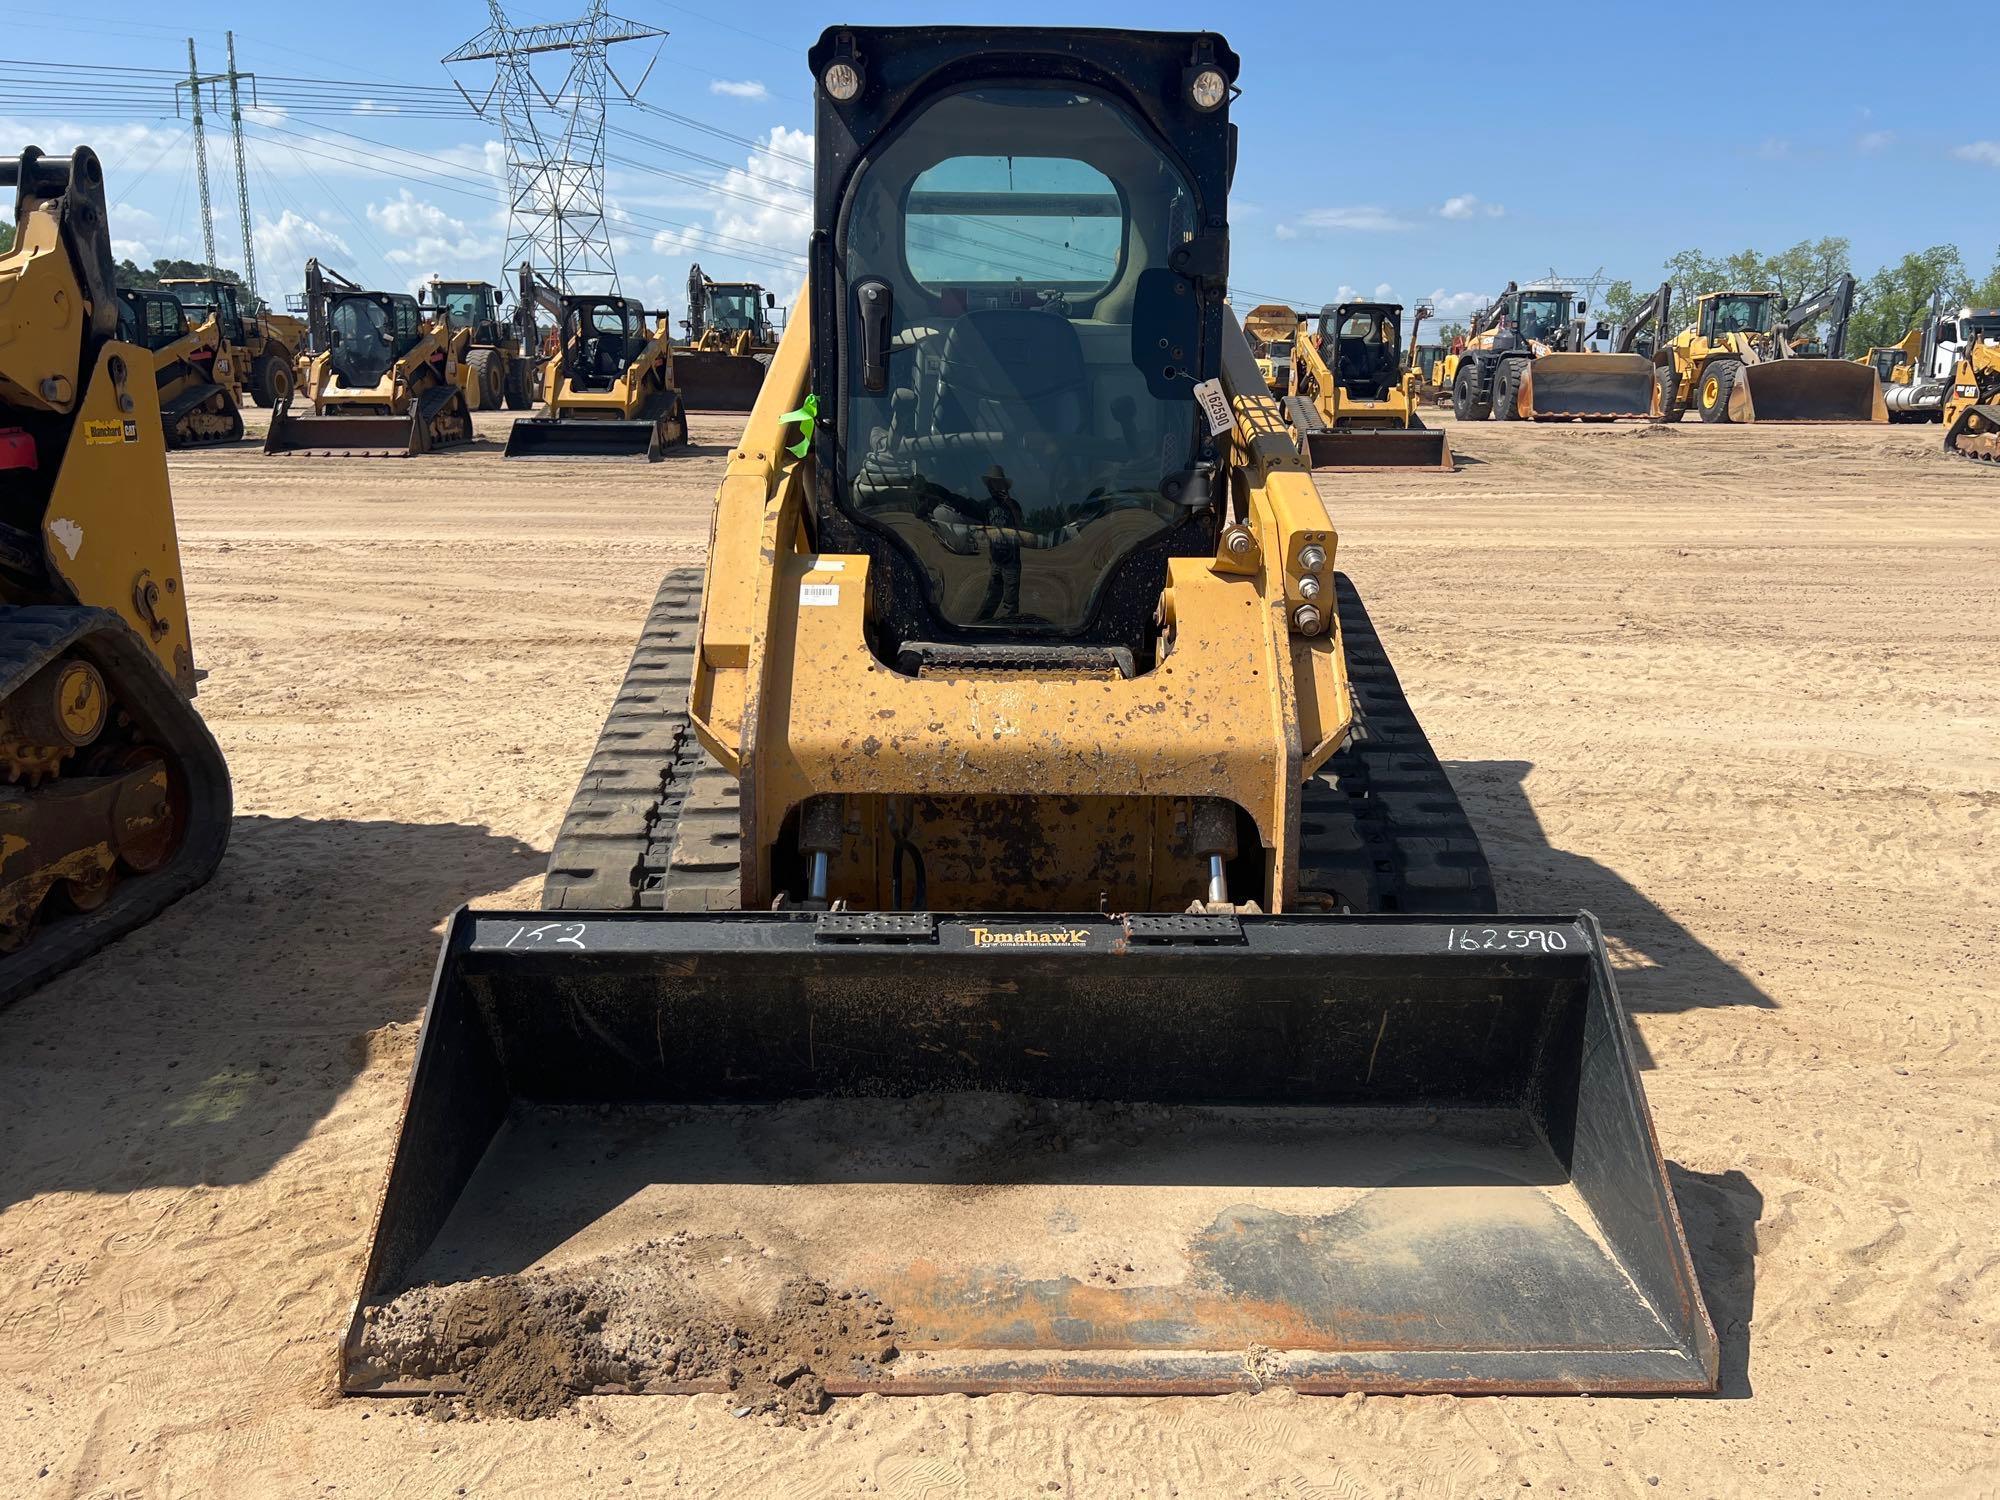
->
[343, 27, 1716, 1403]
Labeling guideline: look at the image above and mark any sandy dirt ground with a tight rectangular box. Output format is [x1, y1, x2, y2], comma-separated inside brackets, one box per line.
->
[2, 408, 1996, 1498]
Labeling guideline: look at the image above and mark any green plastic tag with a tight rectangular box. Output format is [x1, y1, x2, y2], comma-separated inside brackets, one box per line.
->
[780, 392, 818, 458]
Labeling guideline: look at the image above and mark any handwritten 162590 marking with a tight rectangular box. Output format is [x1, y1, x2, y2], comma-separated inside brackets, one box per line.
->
[503, 922, 588, 950]
[1443, 927, 1571, 953]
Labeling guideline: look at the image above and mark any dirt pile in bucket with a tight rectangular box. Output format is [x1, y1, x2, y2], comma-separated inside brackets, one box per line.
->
[354, 1234, 901, 1422]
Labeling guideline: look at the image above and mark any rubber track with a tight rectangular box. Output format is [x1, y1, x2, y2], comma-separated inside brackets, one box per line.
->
[541, 571, 1496, 916]
[0, 607, 232, 1009]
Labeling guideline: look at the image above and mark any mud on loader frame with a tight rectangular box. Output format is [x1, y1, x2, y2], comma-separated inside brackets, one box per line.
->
[343, 27, 1716, 1402]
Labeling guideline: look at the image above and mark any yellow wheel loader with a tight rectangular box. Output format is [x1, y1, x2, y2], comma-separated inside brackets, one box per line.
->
[670, 263, 780, 413]
[342, 29, 1716, 1404]
[0, 147, 231, 1008]
[115, 287, 244, 448]
[1283, 300, 1452, 469]
[266, 260, 474, 457]
[1942, 333, 2000, 462]
[1451, 281, 1656, 422]
[504, 293, 688, 460]
[429, 276, 540, 412]
[1656, 275, 1885, 424]
[160, 276, 305, 409]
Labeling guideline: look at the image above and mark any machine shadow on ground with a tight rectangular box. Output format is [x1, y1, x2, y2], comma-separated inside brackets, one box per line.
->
[1668, 1164, 1763, 1398]
[1448, 758, 1776, 1028]
[0, 813, 544, 1212]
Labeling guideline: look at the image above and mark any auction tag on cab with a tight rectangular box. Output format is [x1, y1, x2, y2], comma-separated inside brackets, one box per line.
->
[1191, 378, 1234, 437]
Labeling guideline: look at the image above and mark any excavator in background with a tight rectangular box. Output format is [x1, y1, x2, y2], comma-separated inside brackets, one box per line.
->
[1283, 300, 1452, 469]
[503, 292, 688, 460]
[1447, 281, 1656, 421]
[671, 263, 779, 412]
[265, 259, 475, 457]
[115, 287, 244, 448]
[343, 29, 1714, 1404]
[428, 276, 541, 411]
[1241, 303, 1297, 397]
[0, 146, 231, 1007]
[159, 275, 304, 409]
[1655, 275, 1885, 423]
[1942, 328, 2000, 462]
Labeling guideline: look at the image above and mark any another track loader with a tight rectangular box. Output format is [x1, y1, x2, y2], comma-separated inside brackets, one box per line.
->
[0, 147, 232, 1007]
[115, 287, 244, 448]
[1283, 301, 1452, 469]
[265, 262, 473, 457]
[1942, 333, 2000, 462]
[504, 294, 687, 460]
[343, 28, 1716, 1404]
[1656, 276, 1885, 424]
[670, 264, 779, 413]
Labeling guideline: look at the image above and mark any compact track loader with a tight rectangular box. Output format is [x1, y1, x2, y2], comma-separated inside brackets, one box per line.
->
[1283, 301, 1452, 469]
[0, 147, 231, 1007]
[1449, 282, 1655, 422]
[1656, 276, 1885, 424]
[1942, 334, 2000, 462]
[670, 263, 779, 413]
[504, 293, 688, 460]
[345, 29, 1716, 1402]
[265, 262, 473, 457]
[115, 287, 244, 448]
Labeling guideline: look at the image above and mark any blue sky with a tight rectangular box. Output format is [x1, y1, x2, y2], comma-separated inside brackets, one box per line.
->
[7, 0, 1996, 322]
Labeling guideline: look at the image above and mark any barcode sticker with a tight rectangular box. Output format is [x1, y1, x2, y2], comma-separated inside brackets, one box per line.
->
[800, 583, 841, 607]
[1192, 378, 1234, 437]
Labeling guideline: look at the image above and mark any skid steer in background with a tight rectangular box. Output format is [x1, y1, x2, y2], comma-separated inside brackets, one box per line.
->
[0, 147, 232, 1008]
[670, 263, 779, 412]
[344, 27, 1716, 1403]
[265, 261, 474, 457]
[1942, 330, 2000, 462]
[1451, 281, 1655, 422]
[1284, 301, 1452, 469]
[160, 275, 304, 409]
[115, 287, 244, 448]
[1656, 275, 1885, 423]
[504, 293, 688, 460]
[428, 276, 539, 412]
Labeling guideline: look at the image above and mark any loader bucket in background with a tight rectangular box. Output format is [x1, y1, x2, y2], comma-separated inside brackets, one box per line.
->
[504, 416, 668, 460]
[1729, 359, 1887, 423]
[343, 909, 1718, 1399]
[670, 348, 768, 412]
[1516, 353, 1657, 420]
[1299, 425, 1454, 471]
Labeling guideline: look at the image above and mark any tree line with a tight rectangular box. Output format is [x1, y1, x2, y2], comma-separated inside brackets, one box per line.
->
[113, 257, 272, 317]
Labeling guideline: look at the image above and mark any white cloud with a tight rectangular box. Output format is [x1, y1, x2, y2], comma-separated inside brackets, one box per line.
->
[1954, 140, 2000, 166]
[254, 209, 351, 274]
[1439, 194, 1504, 220]
[709, 79, 769, 100]
[1279, 206, 1413, 236]
[1424, 289, 1487, 319]
[1272, 222, 1298, 241]
[366, 189, 498, 269]
[647, 124, 811, 306]
[1755, 137, 1791, 160]
[1857, 130, 1892, 153]
[353, 100, 402, 116]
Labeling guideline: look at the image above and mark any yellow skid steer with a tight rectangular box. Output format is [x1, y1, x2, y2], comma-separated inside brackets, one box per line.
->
[1284, 301, 1453, 469]
[341, 28, 1715, 1405]
[504, 294, 688, 461]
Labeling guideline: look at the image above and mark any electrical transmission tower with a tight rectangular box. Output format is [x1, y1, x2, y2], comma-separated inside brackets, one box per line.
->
[177, 35, 261, 295]
[446, 1, 665, 295]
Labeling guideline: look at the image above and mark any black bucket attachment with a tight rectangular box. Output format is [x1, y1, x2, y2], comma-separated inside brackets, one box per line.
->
[1299, 424, 1453, 471]
[670, 348, 768, 413]
[263, 386, 472, 457]
[1729, 359, 1886, 423]
[504, 416, 668, 461]
[343, 909, 1717, 1398]
[1516, 353, 1657, 420]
